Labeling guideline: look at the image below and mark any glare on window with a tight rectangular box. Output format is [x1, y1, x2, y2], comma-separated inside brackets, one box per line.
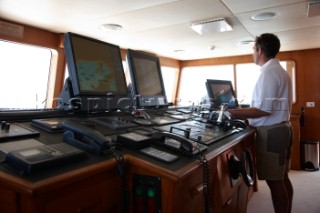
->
[161, 66, 178, 104]
[236, 61, 296, 106]
[178, 65, 234, 106]
[0, 40, 52, 109]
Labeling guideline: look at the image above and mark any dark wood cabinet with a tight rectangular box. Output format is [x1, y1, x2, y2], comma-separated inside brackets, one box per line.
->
[0, 187, 17, 213]
[212, 132, 255, 213]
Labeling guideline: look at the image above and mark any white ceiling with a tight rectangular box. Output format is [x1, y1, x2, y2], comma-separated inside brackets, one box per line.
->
[0, 0, 320, 60]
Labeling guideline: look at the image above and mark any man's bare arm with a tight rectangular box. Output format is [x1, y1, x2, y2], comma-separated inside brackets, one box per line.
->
[228, 107, 270, 120]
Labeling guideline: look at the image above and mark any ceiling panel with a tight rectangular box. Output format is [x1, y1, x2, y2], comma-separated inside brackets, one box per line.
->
[222, 0, 306, 14]
[0, 0, 320, 60]
[90, 0, 232, 32]
[236, 2, 320, 36]
[0, 0, 181, 31]
[277, 26, 320, 51]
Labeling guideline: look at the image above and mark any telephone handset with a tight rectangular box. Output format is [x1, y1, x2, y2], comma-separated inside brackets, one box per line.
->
[63, 121, 110, 155]
[151, 131, 207, 157]
[63, 121, 128, 211]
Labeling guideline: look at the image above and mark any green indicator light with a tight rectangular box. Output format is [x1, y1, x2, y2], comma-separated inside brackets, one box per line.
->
[136, 187, 142, 195]
[147, 189, 155, 198]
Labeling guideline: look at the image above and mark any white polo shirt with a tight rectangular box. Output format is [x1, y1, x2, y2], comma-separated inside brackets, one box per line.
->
[248, 59, 292, 127]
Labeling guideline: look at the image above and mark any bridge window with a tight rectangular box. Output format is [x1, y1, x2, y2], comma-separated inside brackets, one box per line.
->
[0, 40, 52, 110]
[178, 61, 296, 108]
[178, 65, 234, 106]
[161, 66, 179, 104]
[236, 61, 296, 105]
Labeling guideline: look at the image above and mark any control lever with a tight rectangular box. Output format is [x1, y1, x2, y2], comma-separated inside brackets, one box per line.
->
[216, 103, 230, 124]
[216, 104, 226, 124]
[208, 103, 230, 124]
[208, 104, 246, 131]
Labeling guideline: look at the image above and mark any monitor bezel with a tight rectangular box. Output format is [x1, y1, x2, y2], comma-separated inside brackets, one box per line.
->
[62, 32, 131, 112]
[205, 79, 239, 110]
[126, 49, 168, 109]
[64, 32, 128, 97]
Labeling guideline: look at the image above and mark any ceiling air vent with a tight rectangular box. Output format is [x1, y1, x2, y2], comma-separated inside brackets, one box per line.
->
[308, 0, 320, 18]
[190, 18, 233, 35]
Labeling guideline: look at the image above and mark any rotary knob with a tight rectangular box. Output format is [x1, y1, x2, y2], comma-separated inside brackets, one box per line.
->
[4, 122, 10, 132]
[1, 121, 10, 131]
[1, 121, 6, 130]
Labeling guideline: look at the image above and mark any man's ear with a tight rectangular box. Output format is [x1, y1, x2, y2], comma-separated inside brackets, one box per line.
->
[257, 47, 262, 56]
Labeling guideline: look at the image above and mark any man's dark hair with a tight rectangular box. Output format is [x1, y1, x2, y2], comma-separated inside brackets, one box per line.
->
[255, 33, 281, 58]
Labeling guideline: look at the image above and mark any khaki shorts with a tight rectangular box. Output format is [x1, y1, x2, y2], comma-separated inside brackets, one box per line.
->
[255, 122, 293, 180]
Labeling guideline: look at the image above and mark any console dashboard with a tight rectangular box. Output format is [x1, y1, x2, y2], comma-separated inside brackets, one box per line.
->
[0, 107, 246, 174]
[0, 108, 254, 213]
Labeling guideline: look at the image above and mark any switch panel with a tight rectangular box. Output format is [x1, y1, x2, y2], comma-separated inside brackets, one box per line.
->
[133, 174, 162, 213]
[0, 123, 39, 141]
[306, 102, 315, 107]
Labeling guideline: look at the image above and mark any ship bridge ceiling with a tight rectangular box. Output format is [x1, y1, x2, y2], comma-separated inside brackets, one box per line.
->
[0, 0, 319, 60]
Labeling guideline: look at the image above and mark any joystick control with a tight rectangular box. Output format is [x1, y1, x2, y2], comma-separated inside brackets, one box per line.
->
[1, 121, 6, 130]
[1, 121, 10, 132]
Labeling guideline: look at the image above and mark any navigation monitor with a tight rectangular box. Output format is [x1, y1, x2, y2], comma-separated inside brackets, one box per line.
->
[126, 49, 168, 109]
[206, 79, 238, 110]
[62, 32, 130, 111]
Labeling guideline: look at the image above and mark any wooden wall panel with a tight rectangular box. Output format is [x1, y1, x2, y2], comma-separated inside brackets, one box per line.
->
[278, 49, 320, 141]
[0, 19, 59, 48]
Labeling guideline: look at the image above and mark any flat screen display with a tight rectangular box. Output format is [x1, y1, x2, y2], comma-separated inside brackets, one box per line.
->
[64, 32, 127, 97]
[133, 57, 162, 96]
[206, 79, 238, 109]
[126, 49, 168, 108]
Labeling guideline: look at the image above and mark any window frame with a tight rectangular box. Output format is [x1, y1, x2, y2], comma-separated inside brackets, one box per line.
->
[0, 39, 58, 109]
[177, 60, 296, 107]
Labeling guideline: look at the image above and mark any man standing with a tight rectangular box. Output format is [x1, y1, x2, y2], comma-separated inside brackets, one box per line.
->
[228, 33, 293, 213]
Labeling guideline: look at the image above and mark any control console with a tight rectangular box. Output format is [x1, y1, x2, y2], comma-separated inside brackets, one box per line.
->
[154, 120, 239, 145]
[89, 116, 137, 130]
[0, 121, 40, 141]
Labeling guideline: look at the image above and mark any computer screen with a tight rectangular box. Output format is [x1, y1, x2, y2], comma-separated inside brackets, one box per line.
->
[126, 49, 168, 108]
[206, 79, 238, 109]
[63, 32, 130, 111]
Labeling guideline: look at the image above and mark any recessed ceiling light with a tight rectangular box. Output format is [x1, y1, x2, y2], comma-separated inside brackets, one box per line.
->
[251, 12, 278, 21]
[99, 24, 123, 32]
[208, 45, 215, 50]
[173, 50, 185, 53]
[237, 40, 254, 46]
